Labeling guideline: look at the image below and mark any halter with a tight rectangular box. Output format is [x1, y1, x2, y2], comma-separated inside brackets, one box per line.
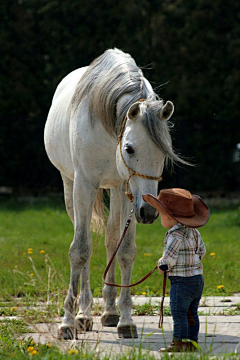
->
[117, 99, 163, 202]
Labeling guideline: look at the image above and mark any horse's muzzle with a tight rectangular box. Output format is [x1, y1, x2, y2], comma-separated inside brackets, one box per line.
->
[135, 203, 159, 224]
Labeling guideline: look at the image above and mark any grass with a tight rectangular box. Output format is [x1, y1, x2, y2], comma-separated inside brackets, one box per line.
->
[132, 301, 171, 316]
[0, 195, 239, 358]
[0, 195, 240, 301]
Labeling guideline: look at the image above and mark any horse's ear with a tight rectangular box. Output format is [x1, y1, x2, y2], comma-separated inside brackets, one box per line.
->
[128, 102, 140, 121]
[159, 101, 174, 121]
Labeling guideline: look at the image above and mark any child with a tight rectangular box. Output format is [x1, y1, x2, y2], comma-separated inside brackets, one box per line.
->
[143, 188, 210, 352]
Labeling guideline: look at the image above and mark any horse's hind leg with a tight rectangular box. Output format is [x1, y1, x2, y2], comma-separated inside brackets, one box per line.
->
[58, 174, 75, 339]
[101, 189, 120, 327]
[117, 189, 138, 338]
[61, 173, 74, 224]
[58, 175, 96, 340]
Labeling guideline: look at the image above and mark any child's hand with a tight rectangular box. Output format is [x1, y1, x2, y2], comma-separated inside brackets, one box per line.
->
[157, 267, 165, 275]
[157, 263, 168, 274]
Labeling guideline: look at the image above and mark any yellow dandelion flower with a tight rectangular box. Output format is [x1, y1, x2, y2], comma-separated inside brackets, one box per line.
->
[27, 346, 34, 352]
[30, 273, 34, 277]
[217, 285, 224, 290]
[144, 253, 152, 256]
[28, 249, 33, 254]
[210, 252, 215, 256]
[31, 349, 38, 356]
[39, 250, 45, 254]
[69, 349, 78, 355]
[30, 340, 35, 345]
[141, 292, 147, 295]
[46, 342, 51, 348]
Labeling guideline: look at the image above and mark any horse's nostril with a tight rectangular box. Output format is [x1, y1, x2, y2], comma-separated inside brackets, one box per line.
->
[140, 207, 145, 219]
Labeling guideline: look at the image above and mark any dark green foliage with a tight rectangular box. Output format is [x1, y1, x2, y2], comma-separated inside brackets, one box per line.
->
[1, 0, 239, 192]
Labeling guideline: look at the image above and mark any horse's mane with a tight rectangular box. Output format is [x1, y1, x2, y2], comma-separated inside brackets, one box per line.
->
[71, 48, 187, 166]
[71, 48, 150, 135]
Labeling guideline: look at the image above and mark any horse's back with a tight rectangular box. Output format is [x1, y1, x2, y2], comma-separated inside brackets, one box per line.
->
[44, 67, 88, 179]
[52, 67, 88, 104]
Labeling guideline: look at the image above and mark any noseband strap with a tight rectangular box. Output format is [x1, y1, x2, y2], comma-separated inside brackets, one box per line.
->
[118, 99, 162, 202]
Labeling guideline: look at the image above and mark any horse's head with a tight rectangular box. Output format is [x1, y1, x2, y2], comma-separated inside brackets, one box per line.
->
[116, 99, 176, 224]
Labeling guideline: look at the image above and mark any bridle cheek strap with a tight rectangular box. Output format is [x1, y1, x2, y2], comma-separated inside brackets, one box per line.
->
[117, 100, 163, 202]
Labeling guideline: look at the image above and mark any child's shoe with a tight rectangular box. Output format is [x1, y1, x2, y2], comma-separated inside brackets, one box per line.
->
[159, 340, 198, 352]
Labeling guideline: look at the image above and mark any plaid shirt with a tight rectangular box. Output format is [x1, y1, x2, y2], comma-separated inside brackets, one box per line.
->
[158, 223, 206, 277]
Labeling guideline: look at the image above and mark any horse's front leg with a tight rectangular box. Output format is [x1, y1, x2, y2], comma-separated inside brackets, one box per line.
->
[101, 188, 121, 327]
[58, 176, 97, 340]
[117, 193, 138, 338]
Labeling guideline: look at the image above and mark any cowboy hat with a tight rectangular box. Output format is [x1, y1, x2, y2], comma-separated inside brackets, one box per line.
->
[143, 188, 210, 228]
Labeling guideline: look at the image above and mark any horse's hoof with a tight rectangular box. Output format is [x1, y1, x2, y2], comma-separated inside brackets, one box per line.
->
[57, 325, 74, 340]
[75, 316, 93, 332]
[101, 314, 119, 327]
[117, 324, 138, 338]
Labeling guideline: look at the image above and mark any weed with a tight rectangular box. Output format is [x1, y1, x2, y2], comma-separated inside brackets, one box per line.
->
[133, 301, 171, 316]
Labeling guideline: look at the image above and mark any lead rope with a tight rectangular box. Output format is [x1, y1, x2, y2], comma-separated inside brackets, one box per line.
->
[103, 99, 166, 326]
[102, 210, 167, 329]
[102, 210, 158, 288]
[158, 271, 167, 328]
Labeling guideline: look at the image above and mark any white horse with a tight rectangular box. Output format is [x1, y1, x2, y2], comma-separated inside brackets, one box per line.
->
[44, 48, 185, 339]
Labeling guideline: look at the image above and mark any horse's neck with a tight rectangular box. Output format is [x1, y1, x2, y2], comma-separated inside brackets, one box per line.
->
[52, 67, 89, 105]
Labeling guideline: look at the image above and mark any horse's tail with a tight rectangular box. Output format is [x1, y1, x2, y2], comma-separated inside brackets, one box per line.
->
[91, 189, 107, 234]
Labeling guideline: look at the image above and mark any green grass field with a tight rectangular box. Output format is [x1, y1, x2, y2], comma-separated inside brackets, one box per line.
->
[0, 195, 240, 360]
[0, 195, 240, 302]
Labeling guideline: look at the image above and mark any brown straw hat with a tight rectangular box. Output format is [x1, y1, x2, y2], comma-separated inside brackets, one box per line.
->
[143, 188, 210, 228]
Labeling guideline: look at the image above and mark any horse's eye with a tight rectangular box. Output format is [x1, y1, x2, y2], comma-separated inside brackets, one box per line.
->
[124, 145, 134, 154]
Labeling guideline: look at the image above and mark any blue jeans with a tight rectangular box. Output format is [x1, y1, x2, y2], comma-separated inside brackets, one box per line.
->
[169, 275, 204, 342]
